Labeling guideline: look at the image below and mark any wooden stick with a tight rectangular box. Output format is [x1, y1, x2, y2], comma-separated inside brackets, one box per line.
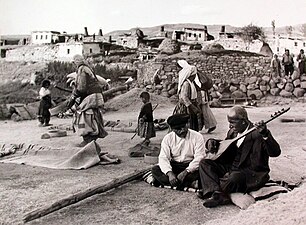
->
[54, 85, 127, 97]
[23, 166, 152, 223]
[54, 85, 73, 93]
[102, 85, 127, 97]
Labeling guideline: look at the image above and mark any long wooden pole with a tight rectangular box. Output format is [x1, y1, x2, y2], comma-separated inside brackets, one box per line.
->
[54, 85, 127, 97]
[23, 166, 152, 223]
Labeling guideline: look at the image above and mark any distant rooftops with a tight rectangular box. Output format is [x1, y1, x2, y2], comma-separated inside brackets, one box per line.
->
[31, 31, 61, 34]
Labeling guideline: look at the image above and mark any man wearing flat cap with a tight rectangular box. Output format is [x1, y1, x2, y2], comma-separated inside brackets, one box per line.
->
[151, 114, 205, 189]
[198, 106, 281, 208]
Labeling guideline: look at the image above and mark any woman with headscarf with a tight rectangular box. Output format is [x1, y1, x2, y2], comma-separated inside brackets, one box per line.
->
[66, 54, 108, 147]
[173, 60, 202, 131]
[297, 49, 306, 75]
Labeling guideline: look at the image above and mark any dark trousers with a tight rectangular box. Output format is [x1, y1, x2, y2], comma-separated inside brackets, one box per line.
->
[199, 159, 247, 197]
[151, 161, 199, 188]
[38, 112, 50, 125]
[284, 64, 294, 76]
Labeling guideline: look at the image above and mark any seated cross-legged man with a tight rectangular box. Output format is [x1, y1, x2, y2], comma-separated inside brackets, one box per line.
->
[151, 114, 205, 189]
[198, 106, 281, 208]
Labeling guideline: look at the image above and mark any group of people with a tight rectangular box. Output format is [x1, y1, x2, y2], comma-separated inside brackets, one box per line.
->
[37, 55, 282, 208]
[152, 107, 281, 208]
[271, 48, 306, 77]
[38, 54, 108, 147]
[150, 59, 281, 208]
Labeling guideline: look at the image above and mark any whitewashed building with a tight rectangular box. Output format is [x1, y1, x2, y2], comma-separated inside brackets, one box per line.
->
[31, 31, 60, 45]
[172, 27, 213, 42]
[268, 35, 306, 56]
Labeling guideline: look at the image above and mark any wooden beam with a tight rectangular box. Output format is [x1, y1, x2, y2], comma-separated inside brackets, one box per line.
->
[23, 166, 152, 223]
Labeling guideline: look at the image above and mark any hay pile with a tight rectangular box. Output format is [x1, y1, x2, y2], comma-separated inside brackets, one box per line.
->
[104, 88, 175, 112]
[158, 38, 180, 55]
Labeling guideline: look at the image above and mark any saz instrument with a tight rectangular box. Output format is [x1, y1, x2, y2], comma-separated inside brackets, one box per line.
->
[205, 107, 290, 160]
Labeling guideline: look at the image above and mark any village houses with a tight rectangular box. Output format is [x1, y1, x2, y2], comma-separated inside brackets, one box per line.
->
[1, 25, 306, 62]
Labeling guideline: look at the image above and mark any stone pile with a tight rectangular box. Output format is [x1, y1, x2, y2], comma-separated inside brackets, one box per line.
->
[135, 51, 306, 101]
[210, 71, 306, 102]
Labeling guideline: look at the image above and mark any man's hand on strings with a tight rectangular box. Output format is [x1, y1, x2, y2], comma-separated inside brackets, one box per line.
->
[255, 120, 269, 137]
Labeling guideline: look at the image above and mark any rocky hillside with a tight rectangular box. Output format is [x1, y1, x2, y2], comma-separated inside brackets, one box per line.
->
[0, 60, 47, 84]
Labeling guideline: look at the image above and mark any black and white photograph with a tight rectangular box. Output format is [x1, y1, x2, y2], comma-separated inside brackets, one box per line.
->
[0, 0, 306, 224]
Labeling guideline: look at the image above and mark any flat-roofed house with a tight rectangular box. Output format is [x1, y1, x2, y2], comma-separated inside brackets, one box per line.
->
[31, 31, 60, 44]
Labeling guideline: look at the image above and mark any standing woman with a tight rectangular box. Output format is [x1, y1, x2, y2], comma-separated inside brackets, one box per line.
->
[199, 89, 217, 133]
[270, 54, 282, 77]
[297, 49, 306, 75]
[173, 60, 201, 131]
[66, 54, 108, 147]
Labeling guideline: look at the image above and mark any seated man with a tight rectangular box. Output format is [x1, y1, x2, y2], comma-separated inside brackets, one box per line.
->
[198, 106, 281, 208]
[151, 114, 205, 189]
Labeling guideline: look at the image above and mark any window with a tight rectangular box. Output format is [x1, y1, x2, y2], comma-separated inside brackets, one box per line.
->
[294, 42, 298, 47]
[46, 35, 48, 39]
[67, 49, 70, 54]
[41, 35, 43, 39]
[199, 33, 202, 38]
[36, 35, 38, 39]
[194, 33, 196, 38]
[303, 43, 306, 47]
[189, 33, 191, 37]
[89, 48, 92, 53]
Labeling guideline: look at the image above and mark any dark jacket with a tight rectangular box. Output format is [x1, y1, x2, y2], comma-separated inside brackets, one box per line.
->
[138, 102, 153, 122]
[217, 123, 281, 192]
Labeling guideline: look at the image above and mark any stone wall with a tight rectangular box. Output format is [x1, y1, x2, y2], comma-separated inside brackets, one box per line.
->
[135, 51, 306, 101]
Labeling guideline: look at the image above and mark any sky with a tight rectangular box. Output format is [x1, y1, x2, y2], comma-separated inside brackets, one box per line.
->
[1, 0, 306, 35]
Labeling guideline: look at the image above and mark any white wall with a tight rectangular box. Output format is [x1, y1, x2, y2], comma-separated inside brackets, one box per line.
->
[268, 37, 306, 56]
[5, 43, 83, 62]
[57, 43, 83, 61]
[183, 28, 206, 42]
[31, 32, 59, 45]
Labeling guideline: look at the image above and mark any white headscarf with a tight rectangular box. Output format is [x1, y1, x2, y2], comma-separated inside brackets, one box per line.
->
[73, 54, 85, 65]
[177, 60, 197, 99]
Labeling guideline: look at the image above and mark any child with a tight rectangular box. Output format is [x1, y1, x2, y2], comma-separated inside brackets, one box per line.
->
[37, 79, 53, 127]
[137, 91, 156, 146]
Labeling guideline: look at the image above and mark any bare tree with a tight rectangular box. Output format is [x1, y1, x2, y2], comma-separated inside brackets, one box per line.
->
[300, 24, 306, 37]
[271, 20, 276, 36]
[286, 26, 293, 36]
[236, 23, 266, 49]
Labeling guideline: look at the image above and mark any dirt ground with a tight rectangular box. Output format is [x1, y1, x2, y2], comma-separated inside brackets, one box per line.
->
[0, 93, 306, 225]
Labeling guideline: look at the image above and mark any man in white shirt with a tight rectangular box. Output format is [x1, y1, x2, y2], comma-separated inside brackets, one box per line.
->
[151, 114, 205, 189]
[198, 106, 281, 208]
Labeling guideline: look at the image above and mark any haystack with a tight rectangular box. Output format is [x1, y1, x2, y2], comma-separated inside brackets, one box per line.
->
[259, 42, 273, 57]
[158, 38, 180, 55]
[203, 43, 224, 51]
[104, 88, 174, 112]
